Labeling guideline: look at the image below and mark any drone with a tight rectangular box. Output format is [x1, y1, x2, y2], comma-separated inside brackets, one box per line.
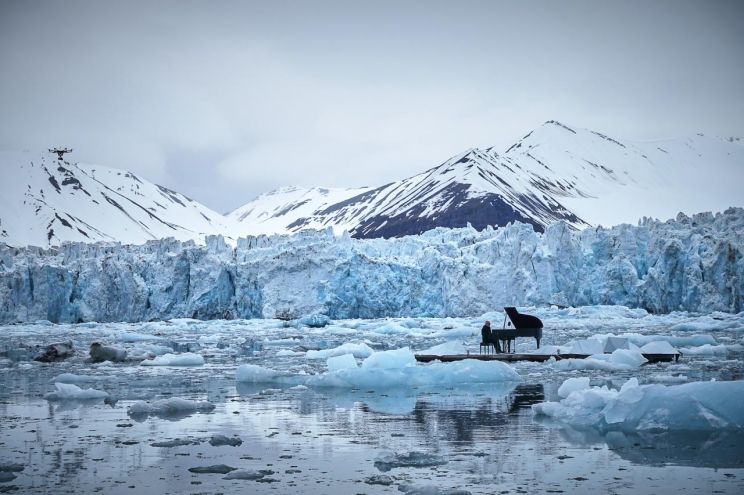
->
[48, 147, 73, 161]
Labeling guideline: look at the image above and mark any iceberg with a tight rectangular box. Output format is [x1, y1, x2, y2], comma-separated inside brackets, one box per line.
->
[534, 378, 744, 431]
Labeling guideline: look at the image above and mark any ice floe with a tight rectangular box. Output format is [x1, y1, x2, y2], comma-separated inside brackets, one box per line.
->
[534, 378, 744, 431]
[140, 352, 205, 366]
[44, 382, 108, 401]
[305, 342, 374, 359]
[127, 398, 215, 419]
[237, 348, 521, 389]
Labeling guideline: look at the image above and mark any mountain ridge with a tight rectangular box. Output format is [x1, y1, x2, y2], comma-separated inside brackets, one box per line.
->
[2, 120, 742, 247]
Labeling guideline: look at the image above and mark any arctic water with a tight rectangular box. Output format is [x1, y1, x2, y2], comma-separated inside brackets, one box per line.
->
[1, 306, 743, 494]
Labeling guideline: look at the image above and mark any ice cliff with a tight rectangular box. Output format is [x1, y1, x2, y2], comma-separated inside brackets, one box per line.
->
[0, 208, 742, 323]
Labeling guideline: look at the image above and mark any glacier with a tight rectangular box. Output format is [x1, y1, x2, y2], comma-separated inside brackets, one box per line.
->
[0, 208, 742, 324]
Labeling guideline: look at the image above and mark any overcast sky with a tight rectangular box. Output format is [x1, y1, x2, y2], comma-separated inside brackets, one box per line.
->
[1, 0, 742, 213]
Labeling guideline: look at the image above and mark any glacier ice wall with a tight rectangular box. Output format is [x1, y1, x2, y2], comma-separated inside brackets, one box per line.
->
[0, 208, 742, 323]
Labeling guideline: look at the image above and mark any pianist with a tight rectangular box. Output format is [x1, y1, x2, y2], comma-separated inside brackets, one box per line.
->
[480, 320, 502, 353]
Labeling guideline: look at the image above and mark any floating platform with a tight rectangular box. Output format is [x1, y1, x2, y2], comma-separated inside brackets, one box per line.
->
[414, 352, 681, 364]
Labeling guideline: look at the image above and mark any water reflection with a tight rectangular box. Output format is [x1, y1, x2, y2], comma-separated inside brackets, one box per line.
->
[554, 426, 744, 468]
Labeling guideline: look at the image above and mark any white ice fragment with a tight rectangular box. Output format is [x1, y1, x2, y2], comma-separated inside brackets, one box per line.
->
[361, 348, 416, 369]
[603, 336, 630, 353]
[119, 332, 163, 342]
[235, 364, 287, 383]
[236, 352, 521, 389]
[306, 342, 374, 360]
[569, 338, 604, 355]
[140, 353, 204, 366]
[639, 341, 678, 354]
[44, 382, 108, 401]
[534, 379, 744, 431]
[607, 348, 648, 367]
[127, 397, 215, 417]
[276, 349, 302, 357]
[679, 344, 730, 356]
[326, 353, 358, 372]
[557, 377, 590, 398]
[51, 373, 105, 383]
[418, 341, 466, 355]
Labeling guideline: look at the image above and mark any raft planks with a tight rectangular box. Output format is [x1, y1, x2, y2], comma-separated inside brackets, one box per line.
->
[414, 352, 681, 364]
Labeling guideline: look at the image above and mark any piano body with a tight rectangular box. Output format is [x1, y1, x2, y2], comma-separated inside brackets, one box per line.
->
[493, 307, 543, 352]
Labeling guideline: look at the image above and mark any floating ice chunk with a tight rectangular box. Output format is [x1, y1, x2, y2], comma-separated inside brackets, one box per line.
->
[606, 348, 648, 367]
[52, 373, 105, 383]
[640, 341, 678, 354]
[151, 438, 198, 447]
[276, 349, 302, 357]
[127, 398, 215, 418]
[327, 353, 358, 372]
[361, 348, 416, 369]
[569, 338, 605, 355]
[418, 341, 466, 355]
[237, 351, 520, 390]
[650, 374, 689, 383]
[558, 377, 591, 398]
[297, 313, 330, 328]
[209, 435, 242, 447]
[398, 484, 472, 495]
[534, 378, 744, 431]
[679, 344, 731, 356]
[188, 464, 236, 474]
[44, 382, 108, 401]
[364, 474, 394, 486]
[235, 364, 294, 383]
[308, 357, 521, 389]
[306, 342, 374, 360]
[132, 344, 173, 356]
[140, 353, 204, 366]
[604, 336, 630, 353]
[197, 335, 221, 346]
[526, 344, 569, 355]
[223, 469, 274, 480]
[119, 332, 162, 342]
[555, 348, 647, 371]
[370, 323, 409, 335]
[374, 451, 447, 472]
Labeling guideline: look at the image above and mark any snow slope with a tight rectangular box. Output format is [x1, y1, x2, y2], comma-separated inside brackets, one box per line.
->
[230, 121, 744, 237]
[228, 185, 371, 236]
[0, 150, 241, 247]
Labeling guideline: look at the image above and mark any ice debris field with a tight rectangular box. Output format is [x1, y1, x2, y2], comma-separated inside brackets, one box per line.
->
[1, 305, 743, 494]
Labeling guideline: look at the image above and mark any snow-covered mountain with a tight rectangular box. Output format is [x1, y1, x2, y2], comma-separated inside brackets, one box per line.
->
[0, 150, 240, 247]
[2, 121, 741, 247]
[230, 121, 744, 237]
[228, 185, 371, 236]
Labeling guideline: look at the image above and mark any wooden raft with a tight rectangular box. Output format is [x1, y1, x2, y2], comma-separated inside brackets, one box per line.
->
[414, 352, 681, 364]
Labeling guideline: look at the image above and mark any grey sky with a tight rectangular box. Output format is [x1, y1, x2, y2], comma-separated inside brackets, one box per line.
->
[1, 0, 742, 213]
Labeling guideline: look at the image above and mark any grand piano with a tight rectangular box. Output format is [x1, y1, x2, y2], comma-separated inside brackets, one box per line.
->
[493, 307, 543, 352]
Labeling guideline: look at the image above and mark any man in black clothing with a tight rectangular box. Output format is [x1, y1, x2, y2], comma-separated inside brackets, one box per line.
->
[480, 320, 502, 353]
